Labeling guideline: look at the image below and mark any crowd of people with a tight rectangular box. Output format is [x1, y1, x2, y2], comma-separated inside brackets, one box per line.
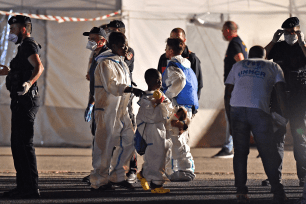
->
[1, 14, 306, 204]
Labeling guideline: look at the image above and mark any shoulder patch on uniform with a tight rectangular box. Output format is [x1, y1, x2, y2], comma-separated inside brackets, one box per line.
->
[125, 52, 133, 61]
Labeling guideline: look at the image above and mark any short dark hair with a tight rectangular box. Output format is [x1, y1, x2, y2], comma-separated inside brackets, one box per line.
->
[223, 21, 238, 31]
[166, 38, 185, 56]
[108, 20, 126, 34]
[145, 68, 161, 85]
[171, 28, 186, 39]
[249, 45, 265, 58]
[108, 32, 126, 48]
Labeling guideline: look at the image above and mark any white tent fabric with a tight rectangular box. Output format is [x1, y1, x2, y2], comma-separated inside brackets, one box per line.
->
[0, 1, 121, 146]
[122, 0, 306, 147]
[0, 0, 305, 147]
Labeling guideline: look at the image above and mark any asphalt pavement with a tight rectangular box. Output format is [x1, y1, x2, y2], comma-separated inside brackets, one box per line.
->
[0, 146, 303, 203]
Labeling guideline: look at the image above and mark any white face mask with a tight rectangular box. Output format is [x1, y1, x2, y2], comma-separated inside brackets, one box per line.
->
[86, 40, 97, 51]
[8, 33, 18, 43]
[284, 34, 298, 45]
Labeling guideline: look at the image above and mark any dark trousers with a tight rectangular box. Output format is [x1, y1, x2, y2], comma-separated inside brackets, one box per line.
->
[231, 107, 284, 195]
[10, 93, 40, 191]
[287, 92, 306, 180]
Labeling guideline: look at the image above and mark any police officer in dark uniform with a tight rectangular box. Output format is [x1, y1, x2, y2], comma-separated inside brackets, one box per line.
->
[1, 15, 44, 198]
[106, 20, 137, 183]
[265, 17, 306, 187]
[82, 27, 109, 184]
[157, 28, 203, 101]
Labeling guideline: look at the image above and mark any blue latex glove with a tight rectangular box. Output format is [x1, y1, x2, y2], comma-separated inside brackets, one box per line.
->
[84, 104, 94, 122]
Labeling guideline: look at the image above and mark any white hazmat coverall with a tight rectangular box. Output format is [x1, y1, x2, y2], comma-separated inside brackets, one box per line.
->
[90, 50, 135, 189]
[136, 91, 173, 186]
[163, 55, 195, 181]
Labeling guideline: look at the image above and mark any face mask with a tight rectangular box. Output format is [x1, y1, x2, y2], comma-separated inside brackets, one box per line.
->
[284, 34, 298, 45]
[8, 32, 23, 44]
[8, 33, 18, 43]
[86, 40, 97, 51]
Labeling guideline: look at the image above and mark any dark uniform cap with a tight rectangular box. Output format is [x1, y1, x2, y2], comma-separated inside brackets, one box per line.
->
[107, 20, 125, 28]
[83, 27, 107, 39]
[281, 17, 299, 28]
[8, 15, 31, 25]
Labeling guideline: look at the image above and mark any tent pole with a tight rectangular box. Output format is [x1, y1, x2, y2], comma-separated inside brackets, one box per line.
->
[289, 0, 292, 17]
[42, 9, 48, 106]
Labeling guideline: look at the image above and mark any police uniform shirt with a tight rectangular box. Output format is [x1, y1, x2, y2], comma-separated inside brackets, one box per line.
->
[224, 36, 248, 82]
[267, 41, 306, 89]
[10, 37, 39, 72]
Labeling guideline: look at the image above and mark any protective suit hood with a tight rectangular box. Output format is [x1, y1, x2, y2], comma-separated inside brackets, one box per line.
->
[170, 55, 191, 69]
[95, 49, 124, 64]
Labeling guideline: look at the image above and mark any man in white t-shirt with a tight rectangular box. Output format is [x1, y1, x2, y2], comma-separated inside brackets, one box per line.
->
[224, 46, 288, 204]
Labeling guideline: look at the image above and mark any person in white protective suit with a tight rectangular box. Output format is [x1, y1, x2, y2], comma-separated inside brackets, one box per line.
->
[135, 68, 173, 194]
[162, 38, 199, 181]
[90, 32, 144, 190]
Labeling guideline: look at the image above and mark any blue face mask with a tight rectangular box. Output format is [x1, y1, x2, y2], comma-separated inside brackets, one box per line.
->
[8, 33, 18, 43]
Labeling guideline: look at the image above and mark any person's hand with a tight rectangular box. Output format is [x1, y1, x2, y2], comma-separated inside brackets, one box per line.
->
[84, 104, 94, 122]
[132, 88, 145, 97]
[272, 29, 284, 43]
[296, 30, 306, 46]
[17, 81, 32, 95]
[178, 128, 184, 135]
[0, 64, 10, 75]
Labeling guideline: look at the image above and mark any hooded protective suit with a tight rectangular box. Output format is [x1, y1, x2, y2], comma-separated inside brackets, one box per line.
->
[136, 91, 173, 185]
[90, 50, 135, 189]
[162, 55, 196, 181]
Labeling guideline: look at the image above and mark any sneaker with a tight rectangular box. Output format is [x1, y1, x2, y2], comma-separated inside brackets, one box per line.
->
[2, 187, 21, 198]
[272, 193, 288, 204]
[262, 179, 270, 186]
[90, 182, 114, 191]
[295, 197, 306, 204]
[151, 187, 170, 194]
[236, 194, 250, 203]
[113, 180, 135, 190]
[126, 172, 137, 184]
[212, 148, 234, 158]
[8, 189, 40, 199]
[82, 174, 90, 184]
[137, 172, 150, 191]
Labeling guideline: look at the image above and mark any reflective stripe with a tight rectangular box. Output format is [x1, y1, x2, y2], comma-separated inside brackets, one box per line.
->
[95, 53, 117, 62]
[114, 135, 124, 170]
[137, 122, 145, 127]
